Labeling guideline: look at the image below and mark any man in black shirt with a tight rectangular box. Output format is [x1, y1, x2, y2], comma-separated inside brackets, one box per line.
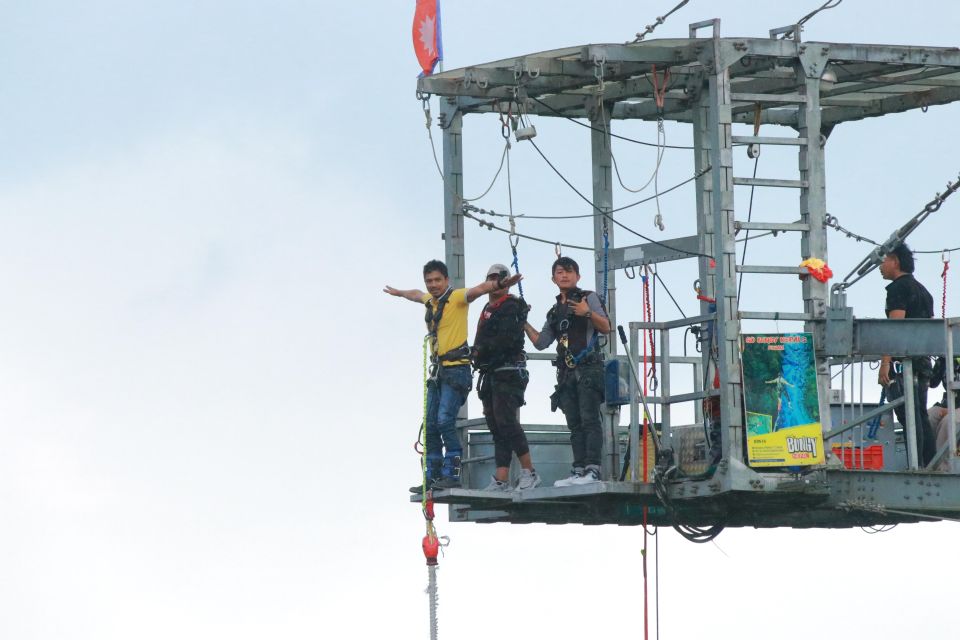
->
[878, 242, 936, 466]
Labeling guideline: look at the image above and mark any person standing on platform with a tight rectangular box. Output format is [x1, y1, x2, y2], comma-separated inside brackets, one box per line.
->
[472, 263, 540, 492]
[524, 257, 610, 486]
[385, 260, 521, 492]
[878, 243, 937, 467]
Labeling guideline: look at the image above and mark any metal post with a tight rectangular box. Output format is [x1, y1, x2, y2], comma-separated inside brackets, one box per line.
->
[630, 324, 641, 481]
[705, 38, 745, 463]
[591, 101, 619, 479]
[441, 98, 465, 289]
[693, 362, 704, 425]
[660, 328, 672, 449]
[441, 98, 469, 485]
[902, 359, 919, 470]
[690, 75, 717, 461]
[690, 80, 716, 309]
[796, 64, 834, 438]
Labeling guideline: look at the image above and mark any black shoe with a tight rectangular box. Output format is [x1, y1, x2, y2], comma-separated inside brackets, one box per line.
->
[431, 476, 461, 490]
[409, 479, 435, 494]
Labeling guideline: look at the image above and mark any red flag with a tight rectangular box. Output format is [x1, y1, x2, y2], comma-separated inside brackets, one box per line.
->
[413, 0, 443, 76]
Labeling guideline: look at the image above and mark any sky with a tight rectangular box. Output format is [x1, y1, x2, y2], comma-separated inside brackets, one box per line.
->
[0, 1, 958, 639]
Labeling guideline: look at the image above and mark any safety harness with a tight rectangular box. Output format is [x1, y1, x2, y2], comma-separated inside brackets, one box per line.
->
[472, 293, 527, 371]
[424, 287, 470, 376]
[547, 287, 605, 369]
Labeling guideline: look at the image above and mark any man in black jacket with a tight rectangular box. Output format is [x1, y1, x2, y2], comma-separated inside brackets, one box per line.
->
[878, 242, 936, 466]
[473, 264, 540, 491]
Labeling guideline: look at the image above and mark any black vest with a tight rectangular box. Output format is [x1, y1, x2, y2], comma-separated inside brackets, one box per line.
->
[546, 287, 598, 360]
[473, 295, 527, 370]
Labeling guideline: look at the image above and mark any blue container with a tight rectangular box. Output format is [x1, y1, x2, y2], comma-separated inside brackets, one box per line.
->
[604, 359, 631, 406]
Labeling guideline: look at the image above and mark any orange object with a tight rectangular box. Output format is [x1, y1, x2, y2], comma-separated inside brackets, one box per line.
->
[422, 534, 440, 565]
[831, 444, 884, 470]
[799, 258, 834, 283]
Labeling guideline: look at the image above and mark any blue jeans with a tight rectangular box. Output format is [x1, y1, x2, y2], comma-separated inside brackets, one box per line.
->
[425, 364, 471, 457]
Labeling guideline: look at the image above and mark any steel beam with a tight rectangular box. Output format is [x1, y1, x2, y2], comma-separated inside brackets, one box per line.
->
[705, 32, 746, 464]
[591, 102, 619, 480]
[606, 234, 701, 269]
[853, 318, 960, 357]
[794, 65, 834, 440]
[441, 99, 465, 288]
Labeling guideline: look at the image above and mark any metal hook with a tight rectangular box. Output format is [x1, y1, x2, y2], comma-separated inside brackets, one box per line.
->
[555, 242, 562, 258]
[624, 265, 636, 279]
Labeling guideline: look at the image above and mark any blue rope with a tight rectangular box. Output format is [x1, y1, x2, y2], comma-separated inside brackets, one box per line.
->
[866, 387, 887, 440]
[511, 242, 525, 299]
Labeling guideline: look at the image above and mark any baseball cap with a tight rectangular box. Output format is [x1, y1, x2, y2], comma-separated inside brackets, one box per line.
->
[486, 263, 510, 279]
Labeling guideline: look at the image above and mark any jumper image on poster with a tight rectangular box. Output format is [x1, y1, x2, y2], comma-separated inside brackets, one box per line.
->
[741, 333, 824, 467]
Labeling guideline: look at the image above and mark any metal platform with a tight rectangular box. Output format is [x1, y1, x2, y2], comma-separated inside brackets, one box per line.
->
[414, 19, 960, 530]
[420, 468, 960, 528]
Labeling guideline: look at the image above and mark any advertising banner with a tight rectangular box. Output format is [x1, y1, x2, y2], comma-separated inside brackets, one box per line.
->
[742, 333, 824, 467]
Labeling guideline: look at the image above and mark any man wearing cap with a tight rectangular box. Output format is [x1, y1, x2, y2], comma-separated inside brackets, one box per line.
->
[473, 264, 540, 491]
[384, 260, 522, 492]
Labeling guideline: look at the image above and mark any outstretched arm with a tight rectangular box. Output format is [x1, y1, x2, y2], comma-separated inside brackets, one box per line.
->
[465, 273, 523, 303]
[383, 286, 427, 303]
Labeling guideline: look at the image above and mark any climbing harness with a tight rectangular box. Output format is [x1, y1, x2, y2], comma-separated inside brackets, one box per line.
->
[562, 222, 609, 368]
[425, 287, 470, 376]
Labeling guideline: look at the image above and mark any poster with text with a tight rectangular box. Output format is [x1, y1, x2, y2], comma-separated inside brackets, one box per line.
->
[742, 333, 824, 467]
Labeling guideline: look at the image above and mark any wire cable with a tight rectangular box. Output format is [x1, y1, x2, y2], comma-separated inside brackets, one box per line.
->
[653, 269, 687, 318]
[460, 207, 594, 252]
[524, 138, 713, 257]
[530, 96, 695, 150]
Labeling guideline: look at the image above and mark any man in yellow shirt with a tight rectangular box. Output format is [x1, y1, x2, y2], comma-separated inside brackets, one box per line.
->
[385, 259, 521, 491]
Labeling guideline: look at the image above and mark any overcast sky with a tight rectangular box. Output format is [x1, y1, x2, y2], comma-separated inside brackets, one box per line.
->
[1, 2, 958, 639]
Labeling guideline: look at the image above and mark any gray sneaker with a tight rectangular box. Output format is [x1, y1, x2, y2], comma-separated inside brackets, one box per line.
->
[569, 465, 601, 485]
[553, 467, 584, 487]
[483, 476, 512, 492]
[515, 469, 542, 491]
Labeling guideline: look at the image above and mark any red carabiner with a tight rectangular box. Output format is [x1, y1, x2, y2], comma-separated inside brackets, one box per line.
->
[422, 496, 435, 521]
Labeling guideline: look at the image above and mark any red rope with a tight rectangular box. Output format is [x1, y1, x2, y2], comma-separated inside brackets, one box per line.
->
[641, 267, 652, 640]
[650, 64, 671, 111]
